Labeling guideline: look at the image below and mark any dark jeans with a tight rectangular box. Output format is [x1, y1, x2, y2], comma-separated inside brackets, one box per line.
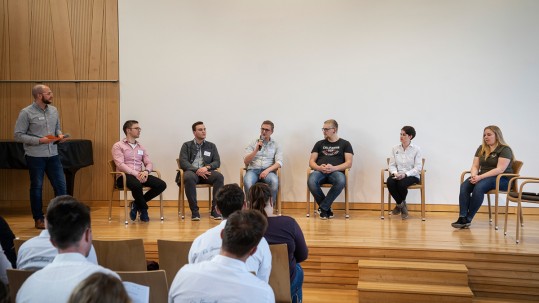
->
[26, 155, 67, 220]
[116, 174, 167, 210]
[291, 263, 304, 303]
[183, 170, 224, 212]
[386, 176, 420, 204]
[307, 171, 346, 211]
[459, 176, 508, 222]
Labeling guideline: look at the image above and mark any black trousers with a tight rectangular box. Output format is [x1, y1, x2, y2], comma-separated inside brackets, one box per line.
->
[386, 176, 419, 204]
[117, 174, 167, 210]
[183, 170, 224, 212]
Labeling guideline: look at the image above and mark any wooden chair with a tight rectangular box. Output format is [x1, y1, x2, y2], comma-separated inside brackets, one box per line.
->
[116, 270, 168, 303]
[157, 239, 192, 288]
[6, 269, 36, 302]
[176, 159, 217, 219]
[240, 167, 282, 215]
[381, 158, 426, 220]
[13, 238, 28, 255]
[108, 160, 164, 224]
[269, 243, 292, 303]
[460, 160, 523, 229]
[306, 168, 350, 218]
[503, 177, 539, 244]
[92, 239, 147, 271]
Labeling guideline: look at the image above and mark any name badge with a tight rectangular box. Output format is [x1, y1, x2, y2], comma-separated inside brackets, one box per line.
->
[137, 150, 144, 155]
[38, 117, 45, 120]
[204, 151, 211, 157]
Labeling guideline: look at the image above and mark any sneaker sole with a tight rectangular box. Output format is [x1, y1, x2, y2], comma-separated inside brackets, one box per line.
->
[211, 217, 222, 220]
[451, 223, 470, 229]
[191, 217, 200, 221]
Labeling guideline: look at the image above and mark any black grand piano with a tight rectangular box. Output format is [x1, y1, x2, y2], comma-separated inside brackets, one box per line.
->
[0, 139, 94, 196]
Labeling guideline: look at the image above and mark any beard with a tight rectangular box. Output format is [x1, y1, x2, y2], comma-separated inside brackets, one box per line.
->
[43, 99, 52, 104]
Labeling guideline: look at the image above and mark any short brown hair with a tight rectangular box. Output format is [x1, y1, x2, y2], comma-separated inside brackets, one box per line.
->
[68, 273, 130, 303]
[261, 120, 274, 131]
[222, 210, 267, 258]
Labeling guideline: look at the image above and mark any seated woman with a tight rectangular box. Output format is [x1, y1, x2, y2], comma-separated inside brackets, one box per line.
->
[452, 125, 514, 229]
[248, 184, 308, 303]
[68, 272, 130, 303]
[387, 126, 422, 219]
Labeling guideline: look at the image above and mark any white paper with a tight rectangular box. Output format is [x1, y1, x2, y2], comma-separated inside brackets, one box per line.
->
[123, 281, 149, 303]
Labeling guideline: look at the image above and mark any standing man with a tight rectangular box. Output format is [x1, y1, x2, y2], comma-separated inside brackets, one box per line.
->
[14, 84, 67, 229]
[178, 121, 224, 220]
[307, 119, 354, 219]
[170, 210, 275, 303]
[16, 195, 120, 303]
[243, 120, 283, 205]
[112, 120, 167, 222]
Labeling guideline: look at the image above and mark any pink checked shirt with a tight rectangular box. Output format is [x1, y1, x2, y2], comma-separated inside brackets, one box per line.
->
[112, 138, 153, 177]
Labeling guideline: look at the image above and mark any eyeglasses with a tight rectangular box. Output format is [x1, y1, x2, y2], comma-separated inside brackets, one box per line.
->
[41, 91, 53, 95]
[321, 128, 335, 132]
[129, 127, 142, 131]
[260, 128, 272, 132]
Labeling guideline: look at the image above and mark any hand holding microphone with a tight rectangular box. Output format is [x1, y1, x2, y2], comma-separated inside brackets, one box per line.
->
[257, 135, 264, 151]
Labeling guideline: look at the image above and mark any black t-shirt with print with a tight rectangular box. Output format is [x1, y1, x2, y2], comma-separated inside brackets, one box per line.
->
[312, 138, 354, 167]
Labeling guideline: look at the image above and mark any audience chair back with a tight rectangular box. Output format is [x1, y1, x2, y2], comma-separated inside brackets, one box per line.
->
[116, 270, 168, 303]
[13, 238, 28, 255]
[108, 160, 164, 224]
[460, 160, 523, 229]
[240, 166, 282, 215]
[6, 269, 36, 302]
[157, 239, 192, 288]
[92, 239, 147, 271]
[306, 168, 350, 218]
[269, 243, 292, 303]
[503, 176, 539, 244]
[176, 159, 215, 219]
[381, 158, 426, 220]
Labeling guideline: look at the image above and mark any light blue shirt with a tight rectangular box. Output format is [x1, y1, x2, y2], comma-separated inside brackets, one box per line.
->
[388, 143, 423, 179]
[244, 138, 283, 170]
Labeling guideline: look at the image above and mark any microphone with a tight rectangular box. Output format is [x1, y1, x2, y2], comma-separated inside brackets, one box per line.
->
[54, 133, 70, 144]
[258, 135, 264, 151]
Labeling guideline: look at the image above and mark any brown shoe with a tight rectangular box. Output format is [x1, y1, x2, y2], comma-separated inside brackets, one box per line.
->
[34, 218, 45, 229]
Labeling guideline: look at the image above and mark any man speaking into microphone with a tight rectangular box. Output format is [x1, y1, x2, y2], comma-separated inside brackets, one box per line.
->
[243, 120, 283, 206]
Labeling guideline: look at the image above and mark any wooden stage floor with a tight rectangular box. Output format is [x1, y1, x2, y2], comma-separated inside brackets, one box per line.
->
[3, 205, 539, 302]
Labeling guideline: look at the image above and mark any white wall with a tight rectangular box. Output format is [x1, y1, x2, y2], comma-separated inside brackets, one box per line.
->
[118, 0, 539, 204]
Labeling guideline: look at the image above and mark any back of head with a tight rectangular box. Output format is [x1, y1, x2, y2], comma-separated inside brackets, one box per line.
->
[222, 210, 268, 258]
[46, 195, 91, 250]
[215, 184, 244, 218]
[68, 273, 130, 303]
[247, 183, 271, 217]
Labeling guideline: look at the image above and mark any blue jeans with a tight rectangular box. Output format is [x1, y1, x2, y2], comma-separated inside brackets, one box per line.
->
[26, 155, 67, 220]
[243, 169, 279, 204]
[459, 176, 508, 222]
[307, 170, 346, 211]
[291, 263, 304, 303]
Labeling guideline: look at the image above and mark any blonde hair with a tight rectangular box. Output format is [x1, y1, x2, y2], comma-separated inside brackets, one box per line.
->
[68, 273, 131, 303]
[479, 125, 512, 159]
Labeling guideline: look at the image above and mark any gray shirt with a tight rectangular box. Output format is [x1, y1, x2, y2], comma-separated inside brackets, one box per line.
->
[14, 102, 62, 157]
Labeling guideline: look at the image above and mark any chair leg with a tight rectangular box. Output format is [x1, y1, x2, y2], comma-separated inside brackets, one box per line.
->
[516, 202, 521, 244]
[380, 187, 385, 220]
[109, 189, 114, 221]
[160, 193, 164, 221]
[306, 189, 310, 218]
[345, 188, 349, 219]
[487, 194, 492, 223]
[421, 188, 426, 221]
[503, 199, 509, 236]
[519, 203, 524, 227]
[124, 190, 129, 225]
[494, 193, 499, 230]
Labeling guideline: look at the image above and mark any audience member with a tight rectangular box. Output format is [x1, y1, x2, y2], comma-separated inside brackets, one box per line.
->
[248, 183, 308, 303]
[17, 195, 119, 303]
[0, 217, 16, 268]
[0, 249, 11, 285]
[188, 184, 272, 282]
[68, 272, 130, 303]
[169, 210, 275, 303]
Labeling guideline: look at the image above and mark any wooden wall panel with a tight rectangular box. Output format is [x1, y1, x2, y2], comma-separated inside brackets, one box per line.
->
[0, 0, 119, 206]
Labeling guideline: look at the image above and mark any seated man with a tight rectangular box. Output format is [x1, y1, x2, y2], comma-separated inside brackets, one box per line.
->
[17, 195, 119, 303]
[178, 121, 224, 221]
[112, 120, 167, 222]
[188, 184, 271, 282]
[169, 210, 275, 302]
[243, 120, 283, 205]
[307, 119, 354, 219]
[17, 201, 98, 269]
